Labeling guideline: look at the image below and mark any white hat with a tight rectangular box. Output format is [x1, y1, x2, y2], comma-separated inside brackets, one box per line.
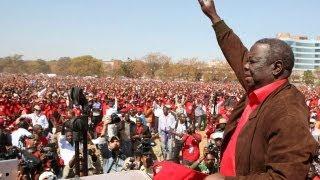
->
[164, 104, 172, 109]
[39, 171, 56, 180]
[210, 131, 224, 140]
[218, 118, 227, 124]
[92, 137, 107, 145]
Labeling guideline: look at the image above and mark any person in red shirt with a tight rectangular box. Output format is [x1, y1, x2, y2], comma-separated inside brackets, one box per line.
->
[173, 126, 202, 166]
[131, 117, 152, 152]
[198, 0, 317, 179]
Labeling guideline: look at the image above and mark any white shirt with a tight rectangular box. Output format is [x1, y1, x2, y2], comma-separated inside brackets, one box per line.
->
[175, 122, 188, 140]
[11, 128, 32, 147]
[158, 113, 176, 135]
[58, 134, 75, 166]
[153, 102, 163, 118]
[105, 99, 118, 116]
[194, 104, 204, 117]
[21, 113, 49, 129]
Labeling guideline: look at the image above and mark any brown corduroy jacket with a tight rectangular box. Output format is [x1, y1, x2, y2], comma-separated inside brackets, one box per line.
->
[213, 21, 318, 180]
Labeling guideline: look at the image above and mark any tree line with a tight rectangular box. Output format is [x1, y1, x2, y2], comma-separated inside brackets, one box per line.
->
[3, 53, 319, 84]
[0, 53, 238, 82]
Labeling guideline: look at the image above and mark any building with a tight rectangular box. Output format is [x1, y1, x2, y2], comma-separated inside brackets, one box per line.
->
[277, 33, 320, 71]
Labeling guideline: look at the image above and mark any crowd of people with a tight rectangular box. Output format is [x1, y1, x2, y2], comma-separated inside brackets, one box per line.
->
[0, 73, 319, 179]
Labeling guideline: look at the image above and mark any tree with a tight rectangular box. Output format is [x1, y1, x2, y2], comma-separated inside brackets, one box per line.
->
[25, 59, 51, 74]
[0, 54, 26, 73]
[68, 55, 103, 76]
[120, 59, 135, 78]
[143, 53, 172, 78]
[49, 57, 71, 75]
[131, 60, 148, 78]
[303, 70, 315, 85]
[314, 67, 320, 85]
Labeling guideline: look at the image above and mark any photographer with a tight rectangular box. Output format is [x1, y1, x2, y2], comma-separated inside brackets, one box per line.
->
[122, 151, 143, 171]
[118, 113, 135, 157]
[17, 149, 43, 180]
[100, 136, 126, 173]
[11, 121, 32, 148]
[0, 119, 12, 156]
[131, 117, 152, 152]
[190, 151, 218, 175]
[170, 125, 202, 166]
[122, 139, 155, 176]
[101, 113, 121, 140]
[139, 151, 154, 176]
[40, 143, 64, 178]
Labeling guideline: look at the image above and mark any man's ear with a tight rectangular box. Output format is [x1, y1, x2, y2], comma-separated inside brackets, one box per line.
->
[272, 60, 284, 77]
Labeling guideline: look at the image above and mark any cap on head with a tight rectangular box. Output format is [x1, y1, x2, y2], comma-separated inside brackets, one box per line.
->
[108, 136, 120, 142]
[218, 118, 227, 124]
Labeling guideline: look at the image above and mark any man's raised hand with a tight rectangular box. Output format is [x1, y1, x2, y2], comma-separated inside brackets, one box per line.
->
[197, 0, 221, 24]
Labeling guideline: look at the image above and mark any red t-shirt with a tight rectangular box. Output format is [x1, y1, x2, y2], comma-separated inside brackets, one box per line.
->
[181, 133, 202, 162]
[135, 125, 144, 135]
[185, 102, 193, 115]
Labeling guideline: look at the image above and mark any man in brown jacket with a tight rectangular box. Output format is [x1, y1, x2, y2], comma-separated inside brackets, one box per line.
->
[197, 0, 318, 180]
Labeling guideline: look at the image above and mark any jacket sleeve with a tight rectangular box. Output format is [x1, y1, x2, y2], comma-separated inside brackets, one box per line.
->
[213, 21, 249, 91]
[226, 114, 317, 180]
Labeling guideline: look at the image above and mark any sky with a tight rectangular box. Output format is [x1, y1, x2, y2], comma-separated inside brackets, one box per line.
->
[0, 0, 319, 62]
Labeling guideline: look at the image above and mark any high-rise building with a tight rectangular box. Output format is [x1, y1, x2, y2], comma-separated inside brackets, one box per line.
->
[277, 33, 320, 71]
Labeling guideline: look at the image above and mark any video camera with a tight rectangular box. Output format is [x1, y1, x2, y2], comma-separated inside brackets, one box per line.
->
[19, 149, 42, 173]
[207, 143, 220, 158]
[136, 138, 156, 155]
[0, 146, 20, 160]
[109, 113, 121, 124]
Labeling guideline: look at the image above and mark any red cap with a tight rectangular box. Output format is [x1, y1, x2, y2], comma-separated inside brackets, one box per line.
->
[153, 161, 207, 180]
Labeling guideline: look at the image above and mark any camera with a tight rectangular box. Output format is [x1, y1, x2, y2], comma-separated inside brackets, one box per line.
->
[41, 146, 57, 160]
[0, 146, 20, 160]
[207, 143, 219, 157]
[19, 150, 42, 172]
[136, 139, 156, 155]
[124, 157, 140, 170]
[110, 113, 121, 124]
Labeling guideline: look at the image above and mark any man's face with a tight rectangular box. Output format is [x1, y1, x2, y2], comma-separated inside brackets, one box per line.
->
[204, 154, 215, 167]
[66, 132, 73, 144]
[179, 115, 186, 123]
[136, 120, 142, 127]
[124, 114, 130, 121]
[35, 109, 41, 115]
[33, 126, 43, 135]
[163, 107, 169, 115]
[245, 43, 274, 91]
[214, 139, 222, 147]
[109, 139, 120, 151]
